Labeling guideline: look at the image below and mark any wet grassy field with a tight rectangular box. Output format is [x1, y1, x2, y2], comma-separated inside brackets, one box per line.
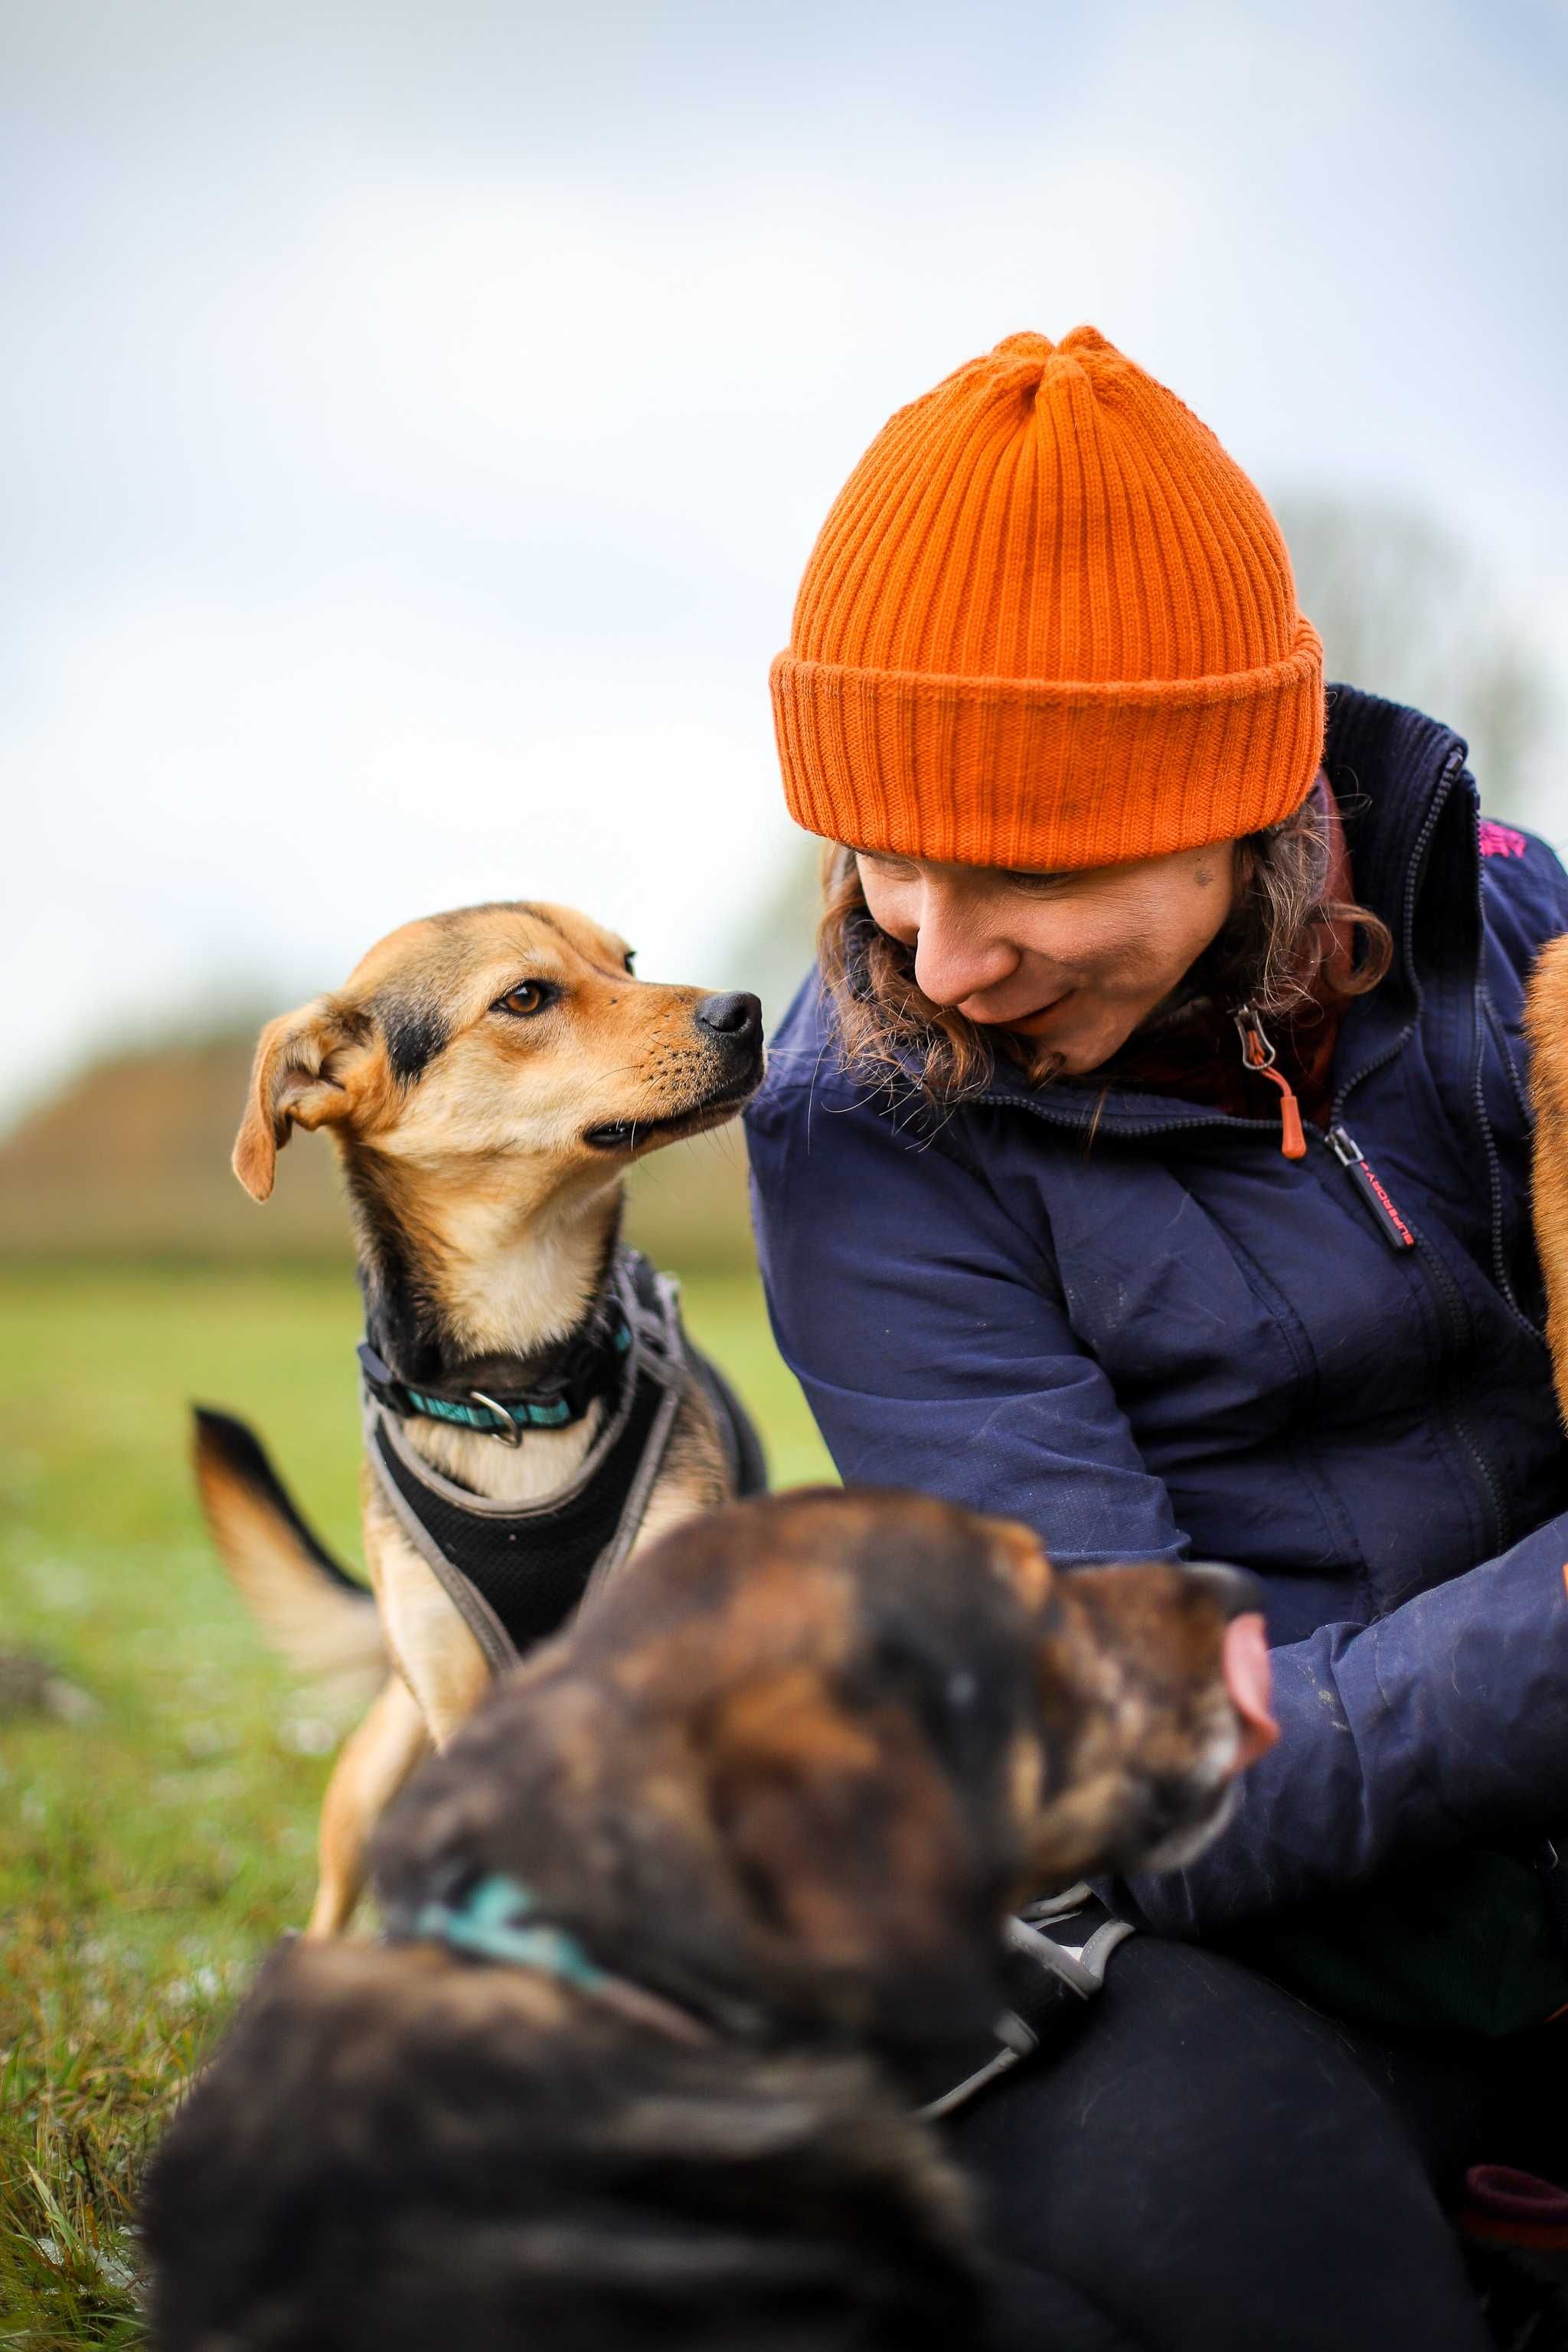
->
[0, 1259, 831, 2346]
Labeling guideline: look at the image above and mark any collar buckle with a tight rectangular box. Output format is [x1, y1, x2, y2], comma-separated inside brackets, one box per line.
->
[466, 1390, 524, 1446]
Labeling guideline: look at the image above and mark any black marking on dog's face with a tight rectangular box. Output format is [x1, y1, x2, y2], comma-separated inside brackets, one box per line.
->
[381, 998, 452, 1086]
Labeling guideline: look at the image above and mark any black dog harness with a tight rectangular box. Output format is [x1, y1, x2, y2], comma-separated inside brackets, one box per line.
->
[362, 1250, 765, 1675]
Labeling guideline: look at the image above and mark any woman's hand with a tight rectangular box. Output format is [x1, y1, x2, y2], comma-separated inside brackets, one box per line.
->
[1121, 1514, 1568, 1936]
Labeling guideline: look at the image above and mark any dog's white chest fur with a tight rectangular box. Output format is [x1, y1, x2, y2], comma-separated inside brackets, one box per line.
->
[407, 1411, 603, 1507]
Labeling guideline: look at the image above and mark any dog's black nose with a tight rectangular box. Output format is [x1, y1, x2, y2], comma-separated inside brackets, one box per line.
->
[1183, 1560, 1268, 1621]
[694, 991, 763, 1044]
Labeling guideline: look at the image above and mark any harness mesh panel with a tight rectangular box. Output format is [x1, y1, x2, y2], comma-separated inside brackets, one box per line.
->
[371, 1368, 666, 1654]
[367, 1251, 766, 1661]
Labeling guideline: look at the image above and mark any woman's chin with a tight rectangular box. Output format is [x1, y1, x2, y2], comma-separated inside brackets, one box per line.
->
[1004, 999, 1122, 1072]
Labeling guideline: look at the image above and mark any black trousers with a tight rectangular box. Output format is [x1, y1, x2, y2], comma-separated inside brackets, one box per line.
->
[945, 1937, 1564, 2352]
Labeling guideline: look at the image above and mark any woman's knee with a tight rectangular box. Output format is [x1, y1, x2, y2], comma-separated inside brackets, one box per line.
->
[946, 1939, 1490, 2352]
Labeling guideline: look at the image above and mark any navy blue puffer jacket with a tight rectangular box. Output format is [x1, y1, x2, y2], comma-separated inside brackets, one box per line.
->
[746, 686, 1568, 1970]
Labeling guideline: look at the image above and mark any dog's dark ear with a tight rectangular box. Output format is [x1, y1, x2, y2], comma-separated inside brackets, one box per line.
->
[234, 998, 366, 1201]
[709, 1670, 998, 2047]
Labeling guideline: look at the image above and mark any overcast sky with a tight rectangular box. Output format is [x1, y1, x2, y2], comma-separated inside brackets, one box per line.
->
[5, 0, 1566, 1122]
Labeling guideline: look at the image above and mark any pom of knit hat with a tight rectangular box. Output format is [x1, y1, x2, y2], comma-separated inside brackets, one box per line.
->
[770, 327, 1324, 870]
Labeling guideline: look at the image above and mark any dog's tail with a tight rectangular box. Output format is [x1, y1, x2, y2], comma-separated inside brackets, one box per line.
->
[191, 1406, 384, 1693]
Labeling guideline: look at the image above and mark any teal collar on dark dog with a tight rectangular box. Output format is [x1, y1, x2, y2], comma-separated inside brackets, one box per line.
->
[399, 1872, 712, 2046]
[411, 1873, 607, 1988]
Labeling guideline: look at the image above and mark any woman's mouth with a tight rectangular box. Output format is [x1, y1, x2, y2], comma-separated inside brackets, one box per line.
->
[1004, 990, 1076, 1038]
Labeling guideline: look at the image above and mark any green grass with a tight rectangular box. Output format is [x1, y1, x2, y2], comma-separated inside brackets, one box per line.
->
[0, 1259, 831, 2346]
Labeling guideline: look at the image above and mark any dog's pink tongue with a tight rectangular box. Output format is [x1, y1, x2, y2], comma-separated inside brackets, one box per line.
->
[1222, 1612, 1279, 1768]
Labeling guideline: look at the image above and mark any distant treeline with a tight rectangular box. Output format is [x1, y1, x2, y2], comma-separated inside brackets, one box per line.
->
[0, 1030, 759, 1272]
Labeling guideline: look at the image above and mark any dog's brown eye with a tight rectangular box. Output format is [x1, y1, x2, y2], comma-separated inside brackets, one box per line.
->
[622, 951, 636, 975]
[493, 980, 555, 1019]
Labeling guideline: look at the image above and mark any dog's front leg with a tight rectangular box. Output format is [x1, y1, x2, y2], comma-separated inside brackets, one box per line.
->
[306, 1675, 430, 1936]
[371, 1521, 494, 1750]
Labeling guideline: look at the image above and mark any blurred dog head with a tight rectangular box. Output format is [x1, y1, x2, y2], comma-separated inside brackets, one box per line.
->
[374, 1488, 1272, 2055]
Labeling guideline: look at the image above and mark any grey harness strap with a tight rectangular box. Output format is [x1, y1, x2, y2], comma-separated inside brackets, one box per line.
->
[917, 1886, 1136, 2121]
[364, 1254, 689, 1676]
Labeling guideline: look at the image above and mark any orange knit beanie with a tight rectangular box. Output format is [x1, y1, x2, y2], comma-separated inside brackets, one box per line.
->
[770, 328, 1323, 871]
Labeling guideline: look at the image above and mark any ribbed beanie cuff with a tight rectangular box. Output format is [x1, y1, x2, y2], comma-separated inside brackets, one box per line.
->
[772, 328, 1325, 871]
[772, 620, 1325, 869]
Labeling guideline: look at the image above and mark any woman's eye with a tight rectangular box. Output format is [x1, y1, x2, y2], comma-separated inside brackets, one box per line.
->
[622, 951, 636, 975]
[494, 980, 554, 1018]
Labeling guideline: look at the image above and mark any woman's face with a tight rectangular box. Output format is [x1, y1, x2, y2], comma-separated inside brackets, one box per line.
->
[854, 841, 1237, 1076]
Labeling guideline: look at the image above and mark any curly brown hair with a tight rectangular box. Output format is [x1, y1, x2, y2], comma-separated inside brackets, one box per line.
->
[815, 793, 1392, 1104]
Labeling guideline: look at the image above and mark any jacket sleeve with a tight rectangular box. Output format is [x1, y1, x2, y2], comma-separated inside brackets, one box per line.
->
[748, 1057, 1568, 1932]
[744, 1063, 1186, 1566]
[1122, 1514, 1568, 1936]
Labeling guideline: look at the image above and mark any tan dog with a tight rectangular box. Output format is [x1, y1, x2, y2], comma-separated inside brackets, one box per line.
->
[194, 901, 765, 1936]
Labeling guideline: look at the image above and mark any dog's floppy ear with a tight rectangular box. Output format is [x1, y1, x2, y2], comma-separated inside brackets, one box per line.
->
[709, 1668, 998, 2047]
[234, 998, 366, 1201]
[978, 1514, 1054, 1613]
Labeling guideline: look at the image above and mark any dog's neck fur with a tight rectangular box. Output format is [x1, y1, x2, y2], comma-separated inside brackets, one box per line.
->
[340, 1143, 627, 1508]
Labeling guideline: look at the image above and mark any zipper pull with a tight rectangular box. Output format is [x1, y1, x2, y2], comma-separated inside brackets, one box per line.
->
[1327, 1125, 1416, 1251]
[1233, 1005, 1306, 1160]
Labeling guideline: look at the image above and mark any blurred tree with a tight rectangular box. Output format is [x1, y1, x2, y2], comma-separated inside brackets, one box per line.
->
[1275, 493, 1550, 825]
[0, 1026, 762, 1269]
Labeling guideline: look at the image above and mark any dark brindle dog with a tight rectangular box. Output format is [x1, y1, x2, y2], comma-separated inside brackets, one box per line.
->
[143, 1488, 1274, 2352]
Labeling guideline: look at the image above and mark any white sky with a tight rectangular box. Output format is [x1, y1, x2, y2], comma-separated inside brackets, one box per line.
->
[5, 0, 1566, 1122]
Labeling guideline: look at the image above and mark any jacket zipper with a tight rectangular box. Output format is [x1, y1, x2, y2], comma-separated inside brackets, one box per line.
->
[1233, 1004, 1306, 1160]
[1321, 763, 1510, 1553]
[982, 1080, 1511, 1559]
[1325, 1127, 1416, 1251]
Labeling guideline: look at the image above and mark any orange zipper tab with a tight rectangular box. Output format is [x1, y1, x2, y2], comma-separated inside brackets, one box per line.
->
[1233, 1005, 1308, 1160]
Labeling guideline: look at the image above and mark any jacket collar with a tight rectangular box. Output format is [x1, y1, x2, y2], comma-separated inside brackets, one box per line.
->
[1321, 683, 1476, 973]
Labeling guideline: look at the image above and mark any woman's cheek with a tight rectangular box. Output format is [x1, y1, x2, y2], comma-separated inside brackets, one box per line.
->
[861, 877, 915, 945]
[1098, 890, 1208, 999]
[1068, 916, 1162, 1000]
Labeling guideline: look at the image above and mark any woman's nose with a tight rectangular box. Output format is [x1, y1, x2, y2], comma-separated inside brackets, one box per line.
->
[912, 887, 1019, 1007]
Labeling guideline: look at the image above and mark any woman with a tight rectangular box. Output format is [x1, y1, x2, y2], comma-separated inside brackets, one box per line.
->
[746, 328, 1568, 2350]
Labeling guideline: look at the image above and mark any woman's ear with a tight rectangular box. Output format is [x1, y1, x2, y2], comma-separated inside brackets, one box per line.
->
[233, 998, 365, 1201]
[978, 1514, 1054, 1613]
